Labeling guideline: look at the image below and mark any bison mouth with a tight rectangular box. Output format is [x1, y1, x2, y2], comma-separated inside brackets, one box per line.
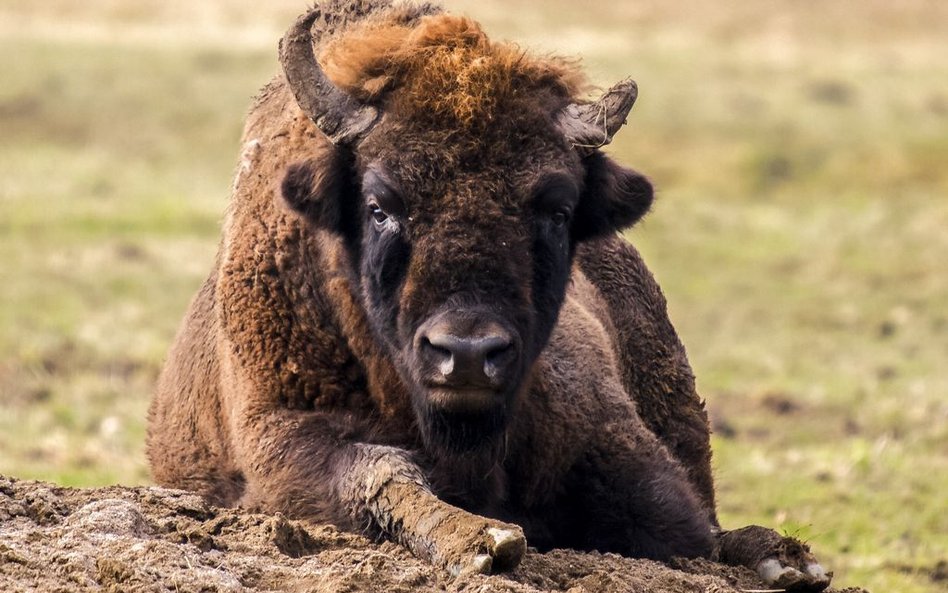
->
[424, 386, 503, 414]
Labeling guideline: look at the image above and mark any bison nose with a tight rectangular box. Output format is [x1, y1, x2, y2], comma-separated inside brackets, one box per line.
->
[420, 328, 516, 388]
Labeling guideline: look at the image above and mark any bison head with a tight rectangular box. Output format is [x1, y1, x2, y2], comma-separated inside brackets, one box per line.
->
[279, 8, 652, 455]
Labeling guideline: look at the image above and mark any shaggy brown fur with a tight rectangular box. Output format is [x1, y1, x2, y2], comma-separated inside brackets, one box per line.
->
[320, 13, 586, 127]
[148, 0, 828, 586]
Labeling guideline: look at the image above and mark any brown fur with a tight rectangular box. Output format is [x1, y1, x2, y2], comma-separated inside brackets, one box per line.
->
[321, 13, 587, 127]
[147, 0, 818, 579]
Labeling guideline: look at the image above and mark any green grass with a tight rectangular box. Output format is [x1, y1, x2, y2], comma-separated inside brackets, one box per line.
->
[0, 1, 945, 591]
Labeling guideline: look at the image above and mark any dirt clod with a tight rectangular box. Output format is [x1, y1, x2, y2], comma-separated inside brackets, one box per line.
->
[0, 476, 865, 593]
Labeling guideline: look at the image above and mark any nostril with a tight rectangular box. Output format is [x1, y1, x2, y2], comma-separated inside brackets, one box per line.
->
[483, 339, 513, 365]
[481, 336, 515, 382]
[421, 335, 455, 378]
[421, 335, 452, 361]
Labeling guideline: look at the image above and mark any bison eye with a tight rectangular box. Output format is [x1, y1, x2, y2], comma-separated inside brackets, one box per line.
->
[551, 209, 571, 227]
[369, 202, 389, 226]
[531, 174, 579, 230]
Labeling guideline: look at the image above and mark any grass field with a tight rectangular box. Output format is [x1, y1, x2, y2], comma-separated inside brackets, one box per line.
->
[1, 1, 945, 591]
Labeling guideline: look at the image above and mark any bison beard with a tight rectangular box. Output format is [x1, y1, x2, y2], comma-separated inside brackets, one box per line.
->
[418, 402, 507, 454]
[146, 0, 832, 589]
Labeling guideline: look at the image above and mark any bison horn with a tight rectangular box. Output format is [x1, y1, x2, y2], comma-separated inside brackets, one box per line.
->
[557, 79, 638, 157]
[279, 9, 380, 145]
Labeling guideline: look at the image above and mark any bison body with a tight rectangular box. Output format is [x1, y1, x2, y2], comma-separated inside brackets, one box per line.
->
[148, 1, 829, 587]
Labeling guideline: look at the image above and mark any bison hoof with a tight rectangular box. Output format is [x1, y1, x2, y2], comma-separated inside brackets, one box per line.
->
[757, 557, 831, 591]
[447, 525, 527, 577]
[487, 527, 527, 571]
[717, 525, 831, 592]
[458, 553, 494, 576]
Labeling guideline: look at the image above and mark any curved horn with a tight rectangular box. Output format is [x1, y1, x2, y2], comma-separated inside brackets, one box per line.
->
[557, 79, 638, 157]
[279, 9, 379, 145]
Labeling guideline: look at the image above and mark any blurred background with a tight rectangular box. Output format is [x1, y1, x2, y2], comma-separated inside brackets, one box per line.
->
[0, 1, 945, 590]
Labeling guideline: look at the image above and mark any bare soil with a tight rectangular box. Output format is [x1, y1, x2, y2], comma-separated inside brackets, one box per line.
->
[0, 476, 866, 593]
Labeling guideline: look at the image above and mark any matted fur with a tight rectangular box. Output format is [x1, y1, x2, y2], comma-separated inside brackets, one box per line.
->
[320, 13, 588, 127]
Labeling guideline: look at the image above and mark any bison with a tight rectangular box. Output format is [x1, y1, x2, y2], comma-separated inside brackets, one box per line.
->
[147, 0, 831, 588]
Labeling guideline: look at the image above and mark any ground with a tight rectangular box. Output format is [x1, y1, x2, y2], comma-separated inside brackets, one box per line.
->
[0, 1, 945, 592]
[0, 476, 870, 593]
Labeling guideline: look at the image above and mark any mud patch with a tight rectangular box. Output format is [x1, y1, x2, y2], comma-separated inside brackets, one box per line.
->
[0, 476, 865, 593]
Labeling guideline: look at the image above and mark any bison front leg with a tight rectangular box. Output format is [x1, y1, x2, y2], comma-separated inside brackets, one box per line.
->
[348, 445, 527, 575]
[234, 412, 525, 575]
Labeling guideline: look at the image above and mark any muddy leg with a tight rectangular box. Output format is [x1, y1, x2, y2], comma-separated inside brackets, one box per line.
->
[345, 444, 526, 575]
[716, 525, 831, 591]
[235, 411, 526, 576]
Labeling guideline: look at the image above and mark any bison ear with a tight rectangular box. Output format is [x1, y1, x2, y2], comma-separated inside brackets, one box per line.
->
[281, 148, 352, 234]
[572, 152, 654, 241]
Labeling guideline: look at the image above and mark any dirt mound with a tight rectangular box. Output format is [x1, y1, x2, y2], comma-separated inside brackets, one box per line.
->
[0, 476, 864, 593]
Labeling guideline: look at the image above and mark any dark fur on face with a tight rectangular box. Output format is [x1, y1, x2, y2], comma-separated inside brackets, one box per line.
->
[284, 156, 652, 460]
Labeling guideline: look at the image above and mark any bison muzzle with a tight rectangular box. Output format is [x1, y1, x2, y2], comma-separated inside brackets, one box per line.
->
[147, 0, 831, 588]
